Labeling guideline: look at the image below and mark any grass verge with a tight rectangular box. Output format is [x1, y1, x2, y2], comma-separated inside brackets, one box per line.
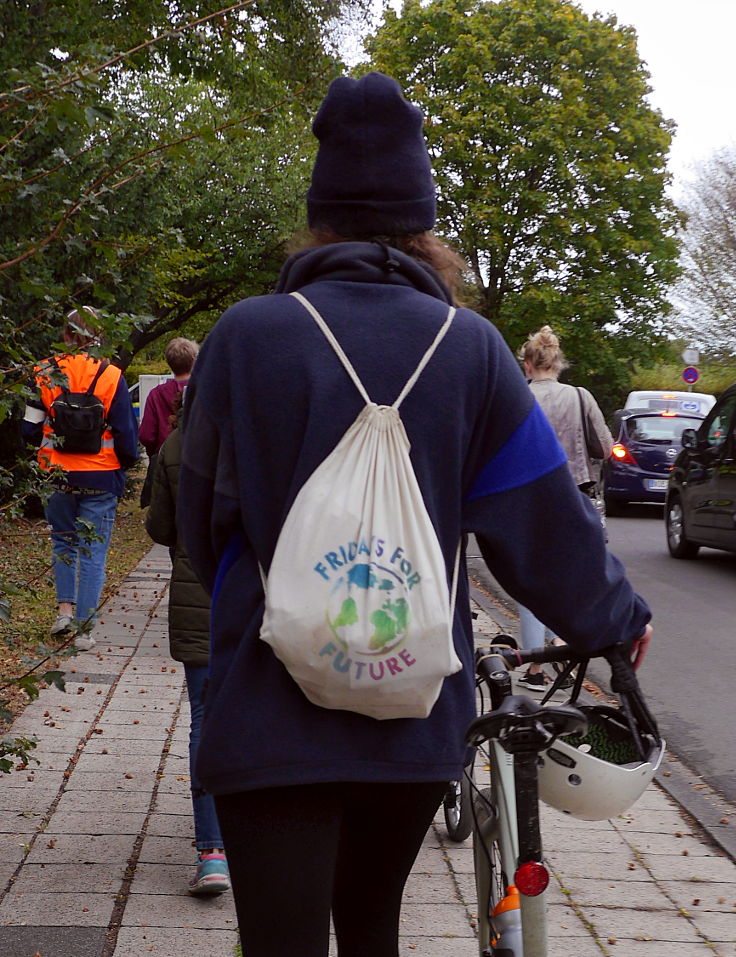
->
[0, 468, 154, 733]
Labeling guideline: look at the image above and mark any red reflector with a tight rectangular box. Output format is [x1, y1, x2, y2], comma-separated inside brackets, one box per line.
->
[514, 860, 549, 897]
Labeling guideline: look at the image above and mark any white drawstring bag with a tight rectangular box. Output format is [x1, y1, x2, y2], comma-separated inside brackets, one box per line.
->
[259, 291, 462, 720]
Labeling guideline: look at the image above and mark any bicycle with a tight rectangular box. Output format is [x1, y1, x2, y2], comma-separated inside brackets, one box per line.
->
[446, 637, 662, 957]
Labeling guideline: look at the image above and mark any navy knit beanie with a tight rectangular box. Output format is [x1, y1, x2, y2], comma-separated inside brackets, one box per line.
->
[307, 72, 436, 236]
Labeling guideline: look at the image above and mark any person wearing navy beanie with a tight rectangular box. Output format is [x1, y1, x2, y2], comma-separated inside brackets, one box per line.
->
[307, 71, 437, 236]
[179, 71, 653, 956]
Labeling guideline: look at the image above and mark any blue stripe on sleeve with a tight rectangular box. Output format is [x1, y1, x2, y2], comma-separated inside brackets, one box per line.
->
[466, 402, 568, 502]
[212, 531, 245, 608]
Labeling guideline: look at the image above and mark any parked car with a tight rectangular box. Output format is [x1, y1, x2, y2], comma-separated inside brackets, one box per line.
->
[665, 383, 736, 558]
[624, 390, 715, 417]
[603, 409, 704, 512]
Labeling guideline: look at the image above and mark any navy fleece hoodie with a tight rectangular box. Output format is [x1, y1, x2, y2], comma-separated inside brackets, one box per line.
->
[179, 242, 650, 796]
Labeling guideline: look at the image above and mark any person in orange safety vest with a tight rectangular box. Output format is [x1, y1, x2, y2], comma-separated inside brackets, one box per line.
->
[23, 307, 139, 648]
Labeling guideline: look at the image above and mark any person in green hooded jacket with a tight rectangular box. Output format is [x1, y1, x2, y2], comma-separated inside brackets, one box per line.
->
[145, 393, 231, 897]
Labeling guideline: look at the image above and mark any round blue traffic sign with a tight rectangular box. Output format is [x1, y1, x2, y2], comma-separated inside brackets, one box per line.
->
[682, 366, 699, 384]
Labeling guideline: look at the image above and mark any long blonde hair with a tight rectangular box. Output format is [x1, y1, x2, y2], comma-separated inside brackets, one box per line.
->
[519, 325, 568, 377]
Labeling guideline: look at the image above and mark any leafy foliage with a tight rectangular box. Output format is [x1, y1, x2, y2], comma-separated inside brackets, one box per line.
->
[366, 0, 681, 402]
[0, 0, 371, 768]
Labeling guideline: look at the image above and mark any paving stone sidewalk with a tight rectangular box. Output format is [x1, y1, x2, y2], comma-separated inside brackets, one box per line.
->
[1, 545, 734, 957]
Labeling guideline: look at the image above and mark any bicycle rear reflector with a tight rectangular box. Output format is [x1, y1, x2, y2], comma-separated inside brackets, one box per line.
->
[514, 860, 549, 897]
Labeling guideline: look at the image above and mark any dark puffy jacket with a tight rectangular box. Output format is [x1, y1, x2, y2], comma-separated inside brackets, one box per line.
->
[145, 427, 210, 666]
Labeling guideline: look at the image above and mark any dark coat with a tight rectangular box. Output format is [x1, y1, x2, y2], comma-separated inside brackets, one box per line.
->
[145, 427, 210, 666]
[179, 241, 650, 796]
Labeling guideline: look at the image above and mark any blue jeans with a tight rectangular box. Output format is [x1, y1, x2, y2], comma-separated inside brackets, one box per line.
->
[45, 490, 117, 625]
[517, 604, 554, 651]
[184, 664, 224, 851]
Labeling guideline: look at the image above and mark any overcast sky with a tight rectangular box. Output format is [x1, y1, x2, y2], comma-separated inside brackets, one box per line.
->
[363, 0, 736, 189]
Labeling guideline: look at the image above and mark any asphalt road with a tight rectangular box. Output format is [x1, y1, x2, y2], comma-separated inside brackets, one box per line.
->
[604, 504, 736, 806]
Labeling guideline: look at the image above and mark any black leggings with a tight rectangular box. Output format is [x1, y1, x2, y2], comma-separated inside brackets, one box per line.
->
[215, 780, 447, 957]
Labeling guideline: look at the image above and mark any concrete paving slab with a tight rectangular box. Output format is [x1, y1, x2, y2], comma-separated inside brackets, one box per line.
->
[0, 790, 57, 813]
[6, 769, 69, 791]
[0, 890, 116, 926]
[154, 775, 192, 795]
[597, 944, 718, 956]
[121, 892, 236, 929]
[113, 926, 239, 957]
[690, 909, 736, 942]
[138, 835, 197, 866]
[544, 850, 657, 881]
[23, 752, 75, 772]
[126, 862, 191, 895]
[395, 939, 479, 957]
[83, 737, 172, 757]
[545, 901, 598, 937]
[435, 843, 476, 875]
[9, 862, 126, 895]
[579, 905, 704, 943]
[24, 833, 134, 864]
[98, 710, 175, 726]
[153, 794, 194, 815]
[544, 827, 637, 854]
[659, 880, 736, 911]
[44, 810, 147, 835]
[72, 752, 163, 774]
[145, 815, 194, 840]
[546, 936, 606, 957]
[59, 770, 161, 791]
[624, 831, 726, 857]
[398, 901, 474, 937]
[550, 875, 673, 909]
[410, 844, 463, 875]
[93, 721, 172, 739]
[616, 807, 702, 833]
[403, 873, 466, 904]
[0, 925, 108, 957]
[643, 853, 736, 882]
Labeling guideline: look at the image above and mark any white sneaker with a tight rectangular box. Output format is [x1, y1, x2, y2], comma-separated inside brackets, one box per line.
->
[50, 613, 74, 637]
[73, 634, 96, 651]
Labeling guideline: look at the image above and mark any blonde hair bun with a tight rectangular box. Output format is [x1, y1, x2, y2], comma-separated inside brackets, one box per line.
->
[520, 325, 567, 376]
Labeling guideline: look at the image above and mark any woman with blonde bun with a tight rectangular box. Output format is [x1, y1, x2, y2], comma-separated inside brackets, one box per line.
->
[516, 325, 614, 691]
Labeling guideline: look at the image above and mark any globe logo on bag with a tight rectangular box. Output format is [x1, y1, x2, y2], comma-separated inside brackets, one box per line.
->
[327, 561, 411, 655]
[313, 539, 425, 681]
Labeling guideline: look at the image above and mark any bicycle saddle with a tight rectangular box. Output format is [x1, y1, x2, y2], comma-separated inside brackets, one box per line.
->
[466, 695, 588, 750]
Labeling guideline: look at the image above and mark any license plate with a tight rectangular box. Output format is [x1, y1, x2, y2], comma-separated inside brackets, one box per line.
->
[646, 479, 668, 491]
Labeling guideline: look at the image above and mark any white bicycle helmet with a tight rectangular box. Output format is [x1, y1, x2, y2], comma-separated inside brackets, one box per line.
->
[537, 705, 664, 821]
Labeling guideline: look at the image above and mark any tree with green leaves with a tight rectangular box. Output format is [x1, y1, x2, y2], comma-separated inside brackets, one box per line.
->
[366, 0, 681, 406]
[0, 0, 371, 771]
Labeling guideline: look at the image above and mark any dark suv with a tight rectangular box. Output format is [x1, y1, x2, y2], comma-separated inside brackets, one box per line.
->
[665, 383, 736, 558]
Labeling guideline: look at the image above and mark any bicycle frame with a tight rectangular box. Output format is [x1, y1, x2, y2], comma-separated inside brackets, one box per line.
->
[466, 638, 659, 956]
[467, 644, 590, 957]
[472, 737, 548, 957]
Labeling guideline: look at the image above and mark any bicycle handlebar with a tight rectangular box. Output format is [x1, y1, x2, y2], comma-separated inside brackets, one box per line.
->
[476, 641, 582, 674]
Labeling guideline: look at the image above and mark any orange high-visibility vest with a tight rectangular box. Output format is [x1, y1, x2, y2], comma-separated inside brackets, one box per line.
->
[35, 353, 123, 473]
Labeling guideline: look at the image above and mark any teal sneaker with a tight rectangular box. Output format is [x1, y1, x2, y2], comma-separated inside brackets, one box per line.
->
[188, 851, 231, 896]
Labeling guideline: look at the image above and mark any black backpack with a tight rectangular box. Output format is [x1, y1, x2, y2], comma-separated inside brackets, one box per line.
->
[50, 358, 110, 454]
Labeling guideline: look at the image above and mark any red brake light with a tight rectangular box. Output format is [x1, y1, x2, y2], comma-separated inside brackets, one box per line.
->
[514, 861, 550, 897]
[661, 411, 676, 417]
[612, 443, 637, 464]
